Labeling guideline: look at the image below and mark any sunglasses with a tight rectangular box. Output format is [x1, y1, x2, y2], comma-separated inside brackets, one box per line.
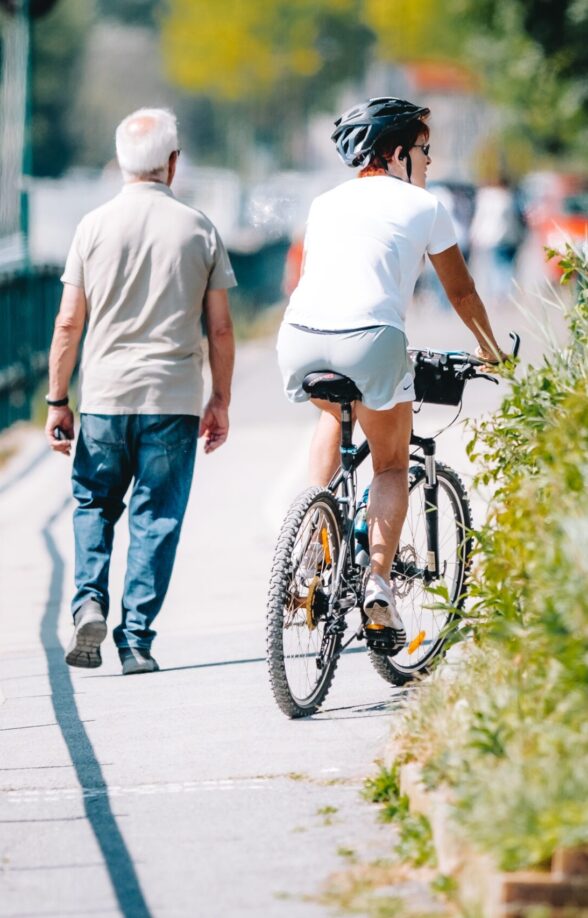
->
[413, 143, 430, 156]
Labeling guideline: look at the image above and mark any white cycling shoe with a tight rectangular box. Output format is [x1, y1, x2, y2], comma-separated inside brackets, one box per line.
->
[363, 572, 406, 655]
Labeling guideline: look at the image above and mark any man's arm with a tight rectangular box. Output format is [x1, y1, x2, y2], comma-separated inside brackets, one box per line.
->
[200, 288, 235, 453]
[44, 283, 86, 455]
[428, 244, 505, 361]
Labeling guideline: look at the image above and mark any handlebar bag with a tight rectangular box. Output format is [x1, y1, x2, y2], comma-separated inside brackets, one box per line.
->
[412, 358, 466, 406]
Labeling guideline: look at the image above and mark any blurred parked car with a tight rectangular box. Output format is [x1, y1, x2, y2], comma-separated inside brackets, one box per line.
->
[534, 192, 588, 277]
[519, 171, 588, 278]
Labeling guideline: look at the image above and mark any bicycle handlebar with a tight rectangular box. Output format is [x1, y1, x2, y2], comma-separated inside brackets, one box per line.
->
[408, 331, 520, 383]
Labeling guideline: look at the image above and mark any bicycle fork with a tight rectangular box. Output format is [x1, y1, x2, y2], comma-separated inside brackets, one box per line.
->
[411, 433, 440, 580]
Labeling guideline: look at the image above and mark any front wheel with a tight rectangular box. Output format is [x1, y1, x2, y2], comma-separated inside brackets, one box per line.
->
[369, 463, 472, 687]
[266, 487, 344, 718]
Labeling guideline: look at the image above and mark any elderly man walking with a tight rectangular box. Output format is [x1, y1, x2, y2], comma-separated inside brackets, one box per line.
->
[45, 108, 236, 675]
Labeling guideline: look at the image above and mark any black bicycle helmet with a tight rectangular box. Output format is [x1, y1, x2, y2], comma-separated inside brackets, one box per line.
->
[331, 96, 430, 168]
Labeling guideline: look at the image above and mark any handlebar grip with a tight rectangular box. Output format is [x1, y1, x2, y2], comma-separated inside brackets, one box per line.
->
[509, 332, 521, 358]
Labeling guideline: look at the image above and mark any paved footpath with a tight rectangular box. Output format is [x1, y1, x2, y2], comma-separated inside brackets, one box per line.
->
[0, 298, 541, 917]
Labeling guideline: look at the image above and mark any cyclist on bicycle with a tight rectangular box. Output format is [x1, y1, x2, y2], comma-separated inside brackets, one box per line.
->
[277, 96, 505, 653]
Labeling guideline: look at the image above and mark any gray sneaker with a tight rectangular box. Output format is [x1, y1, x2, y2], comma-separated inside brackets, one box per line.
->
[65, 600, 107, 669]
[120, 648, 160, 676]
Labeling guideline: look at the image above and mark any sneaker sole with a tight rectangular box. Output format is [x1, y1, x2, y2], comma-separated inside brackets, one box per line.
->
[121, 659, 160, 676]
[365, 625, 406, 657]
[65, 619, 107, 669]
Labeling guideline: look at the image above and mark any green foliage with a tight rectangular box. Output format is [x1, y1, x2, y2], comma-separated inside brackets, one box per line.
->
[364, 766, 436, 868]
[454, 0, 588, 156]
[390, 244, 588, 872]
[162, 0, 372, 102]
[160, 0, 588, 164]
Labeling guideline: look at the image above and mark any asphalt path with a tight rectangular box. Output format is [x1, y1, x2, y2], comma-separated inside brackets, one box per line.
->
[0, 292, 557, 917]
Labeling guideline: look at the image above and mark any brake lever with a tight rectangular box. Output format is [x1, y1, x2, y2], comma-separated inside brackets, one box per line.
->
[476, 373, 500, 385]
[509, 331, 521, 358]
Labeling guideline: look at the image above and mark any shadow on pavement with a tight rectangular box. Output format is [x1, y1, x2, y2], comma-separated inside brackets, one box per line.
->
[40, 496, 153, 918]
[88, 643, 369, 679]
[0, 442, 48, 496]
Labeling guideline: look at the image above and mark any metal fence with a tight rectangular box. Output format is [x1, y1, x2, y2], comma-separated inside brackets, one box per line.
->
[0, 266, 61, 430]
[0, 240, 289, 433]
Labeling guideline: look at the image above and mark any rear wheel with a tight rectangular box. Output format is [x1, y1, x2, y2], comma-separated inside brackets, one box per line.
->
[267, 487, 344, 718]
[369, 463, 472, 686]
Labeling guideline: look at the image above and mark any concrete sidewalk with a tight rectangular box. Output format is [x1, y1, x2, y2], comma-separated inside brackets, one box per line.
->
[0, 341, 410, 917]
[0, 295, 541, 916]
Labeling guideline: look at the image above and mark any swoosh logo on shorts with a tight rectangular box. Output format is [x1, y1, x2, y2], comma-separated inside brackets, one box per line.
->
[403, 381, 413, 390]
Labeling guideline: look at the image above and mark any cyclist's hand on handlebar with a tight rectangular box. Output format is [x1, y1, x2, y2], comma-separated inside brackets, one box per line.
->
[200, 396, 229, 453]
[475, 344, 509, 366]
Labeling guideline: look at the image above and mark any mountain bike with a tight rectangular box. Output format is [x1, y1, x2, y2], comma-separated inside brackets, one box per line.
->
[266, 334, 520, 718]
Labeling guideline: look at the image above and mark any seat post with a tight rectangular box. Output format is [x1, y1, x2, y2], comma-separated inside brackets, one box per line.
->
[340, 401, 355, 471]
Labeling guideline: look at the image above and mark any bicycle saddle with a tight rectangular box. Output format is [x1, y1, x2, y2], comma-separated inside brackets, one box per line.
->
[302, 372, 363, 403]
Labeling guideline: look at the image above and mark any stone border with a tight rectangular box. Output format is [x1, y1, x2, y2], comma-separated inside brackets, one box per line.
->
[397, 761, 588, 917]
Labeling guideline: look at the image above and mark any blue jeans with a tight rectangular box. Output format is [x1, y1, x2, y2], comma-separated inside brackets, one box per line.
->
[71, 414, 199, 652]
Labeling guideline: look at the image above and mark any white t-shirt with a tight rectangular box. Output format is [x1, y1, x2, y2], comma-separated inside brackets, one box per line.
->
[283, 176, 457, 333]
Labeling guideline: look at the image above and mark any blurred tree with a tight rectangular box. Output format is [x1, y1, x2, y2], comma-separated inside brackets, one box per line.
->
[96, 0, 161, 28]
[363, 0, 466, 62]
[162, 0, 374, 167]
[162, 0, 587, 165]
[30, 0, 92, 175]
[455, 0, 588, 155]
[163, 0, 357, 100]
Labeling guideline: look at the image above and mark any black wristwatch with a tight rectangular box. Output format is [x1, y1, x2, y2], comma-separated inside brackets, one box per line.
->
[45, 394, 69, 407]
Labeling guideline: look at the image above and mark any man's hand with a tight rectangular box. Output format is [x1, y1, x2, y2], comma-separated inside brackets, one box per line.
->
[199, 396, 229, 453]
[45, 406, 75, 456]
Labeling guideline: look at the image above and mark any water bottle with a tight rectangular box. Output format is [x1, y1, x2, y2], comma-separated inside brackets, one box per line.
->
[354, 486, 370, 566]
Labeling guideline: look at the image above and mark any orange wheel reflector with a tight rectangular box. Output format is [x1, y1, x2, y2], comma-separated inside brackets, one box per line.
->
[408, 630, 426, 655]
[320, 527, 331, 565]
[366, 623, 386, 631]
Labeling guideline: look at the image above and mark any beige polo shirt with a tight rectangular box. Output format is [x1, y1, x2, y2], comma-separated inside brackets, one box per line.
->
[61, 181, 237, 416]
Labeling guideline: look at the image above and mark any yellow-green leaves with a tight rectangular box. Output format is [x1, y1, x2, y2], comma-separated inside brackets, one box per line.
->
[162, 0, 356, 99]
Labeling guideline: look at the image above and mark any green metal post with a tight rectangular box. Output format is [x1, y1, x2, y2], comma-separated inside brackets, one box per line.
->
[20, 0, 31, 269]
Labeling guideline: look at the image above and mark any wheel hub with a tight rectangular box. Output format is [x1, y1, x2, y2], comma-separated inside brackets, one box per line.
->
[393, 545, 418, 597]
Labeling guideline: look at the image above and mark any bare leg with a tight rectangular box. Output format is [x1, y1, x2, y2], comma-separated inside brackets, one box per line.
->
[308, 399, 346, 486]
[354, 401, 412, 578]
[367, 469, 409, 576]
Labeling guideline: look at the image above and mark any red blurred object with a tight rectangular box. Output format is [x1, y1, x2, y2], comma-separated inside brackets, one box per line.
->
[283, 238, 304, 298]
[523, 173, 588, 278]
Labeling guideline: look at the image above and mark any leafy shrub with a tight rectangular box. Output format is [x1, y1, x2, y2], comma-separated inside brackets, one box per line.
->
[391, 244, 588, 871]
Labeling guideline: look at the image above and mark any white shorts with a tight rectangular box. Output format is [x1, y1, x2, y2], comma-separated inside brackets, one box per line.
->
[277, 322, 415, 411]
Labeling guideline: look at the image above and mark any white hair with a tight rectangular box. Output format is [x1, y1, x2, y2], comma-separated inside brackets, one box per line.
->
[115, 107, 179, 181]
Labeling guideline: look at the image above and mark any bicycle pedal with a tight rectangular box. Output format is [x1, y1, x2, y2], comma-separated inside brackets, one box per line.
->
[365, 626, 403, 657]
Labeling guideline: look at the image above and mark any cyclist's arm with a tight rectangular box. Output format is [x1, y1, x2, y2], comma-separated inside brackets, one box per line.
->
[200, 288, 235, 452]
[428, 244, 505, 361]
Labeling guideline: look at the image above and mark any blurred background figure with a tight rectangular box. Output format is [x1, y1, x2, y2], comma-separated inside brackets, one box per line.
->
[469, 176, 526, 307]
